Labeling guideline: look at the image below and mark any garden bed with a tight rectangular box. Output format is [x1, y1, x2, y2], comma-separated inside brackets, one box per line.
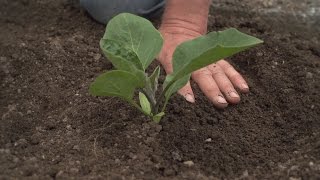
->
[0, 0, 319, 179]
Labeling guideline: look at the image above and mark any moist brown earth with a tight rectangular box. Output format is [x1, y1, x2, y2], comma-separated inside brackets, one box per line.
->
[0, 0, 319, 179]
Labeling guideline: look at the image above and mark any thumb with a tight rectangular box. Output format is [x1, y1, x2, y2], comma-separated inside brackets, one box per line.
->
[178, 81, 195, 103]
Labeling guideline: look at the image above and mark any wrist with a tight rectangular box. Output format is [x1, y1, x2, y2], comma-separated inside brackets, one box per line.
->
[159, 19, 206, 37]
[160, 0, 211, 35]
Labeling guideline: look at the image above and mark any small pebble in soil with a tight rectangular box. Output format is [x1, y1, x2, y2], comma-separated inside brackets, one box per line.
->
[145, 137, 154, 144]
[183, 161, 195, 167]
[70, 168, 79, 174]
[151, 155, 161, 163]
[129, 153, 137, 160]
[11, 53, 19, 59]
[289, 177, 301, 180]
[242, 170, 249, 177]
[205, 138, 212, 142]
[306, 72, 313, 79]
[72, 145, 80, 151]
[47, 168, 59, 178]
[66, 130, 72, 136]
[14, 138, 28, 148]
[45, 121, 56, 130]
[0, 149, 10, 154]
[56, 170, 64, 178]
[62, 117, 68, 122]
[256, 52, 263, 57]
[0, 56, 7, 61]
[93, 53, 101, 61]
[13, 157, 20, 163]
[76, 129, 81, 133]
[172, 151, 182, 161]
[155, 124, 162, 132]
[115, 159, 120, 164]
[206, 117, 218, 125]
[30, 133, 41, 145]
[262, 1, 273, 8]
[289, 165, 299, 171]
[163, 168, 176, 176]
[110, 174, 124, 180]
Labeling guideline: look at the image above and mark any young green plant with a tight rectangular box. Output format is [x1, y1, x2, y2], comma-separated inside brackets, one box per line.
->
[89, 13, 263, 122]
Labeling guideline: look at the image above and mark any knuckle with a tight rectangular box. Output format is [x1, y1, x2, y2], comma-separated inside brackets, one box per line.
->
[225, 65, 235, 72]
[221, 84, 234, 92]
[206, 88, 219, 95]
[209, 65, 223, 75]
[217, 59, 229, 66]
[193, 68, 210, 77]
[218, 60, 234, 70]
[211, 69, 224, 77]
[230, 74, 241, 82]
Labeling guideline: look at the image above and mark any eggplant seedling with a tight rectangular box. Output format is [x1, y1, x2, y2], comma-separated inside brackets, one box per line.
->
[89, 13, 263, 122]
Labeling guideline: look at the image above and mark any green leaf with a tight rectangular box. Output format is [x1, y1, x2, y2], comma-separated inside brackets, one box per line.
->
[164, 74, 191, 104]
[100, 39, 144, 71]
[89, 70, 144, 101]
[146, 66, 160, 93]
[171, 28, 263, 81]
[100, 40, 146, 83]
[102, 13, 163, 70]
[139, 92, 151, 115]
[153, 112, 165, 123]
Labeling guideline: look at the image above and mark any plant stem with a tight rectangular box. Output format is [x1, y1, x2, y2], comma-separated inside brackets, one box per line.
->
[154, 79, 176, 113]
[160, 100, 169, 113]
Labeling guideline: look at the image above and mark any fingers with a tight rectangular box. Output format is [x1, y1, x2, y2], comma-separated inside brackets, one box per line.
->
[216, 60, 249, 93]
[159, 53, 195, 103]
[192, 68, 228, 109]
[177, 81, 195, 103]
[208, 64, 240, 104]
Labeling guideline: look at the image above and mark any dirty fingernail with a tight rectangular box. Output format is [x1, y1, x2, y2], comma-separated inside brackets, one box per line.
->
[185, 94, 195, 103]
[241, 83, 249, 90]
[229, 91, 239, 98]
[217, 96, 227, 104]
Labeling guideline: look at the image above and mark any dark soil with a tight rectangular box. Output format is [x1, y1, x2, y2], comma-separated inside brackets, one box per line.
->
[1, 0, 319, 179]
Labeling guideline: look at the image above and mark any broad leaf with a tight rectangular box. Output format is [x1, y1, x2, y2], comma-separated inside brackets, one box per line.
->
[164, 74, 191, 104]
[100, 39, 144, 71]
[102, 13, 163, 70]
[89, 70, 144, 101]
[171, 28, 263, 81]
[139, 92, 151, 115]
[100, 39, 146, 83]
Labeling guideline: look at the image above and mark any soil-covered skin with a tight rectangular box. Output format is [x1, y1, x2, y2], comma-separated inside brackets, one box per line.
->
[0, 0, 319, 179]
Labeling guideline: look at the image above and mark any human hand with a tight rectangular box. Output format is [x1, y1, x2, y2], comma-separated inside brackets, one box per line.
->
[158, 28, 250, 109]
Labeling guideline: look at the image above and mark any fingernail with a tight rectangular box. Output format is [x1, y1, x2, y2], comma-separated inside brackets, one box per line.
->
[185, 94, 195, 103]
[229, 91, 239, 98]
[217, 96, 227, 104]
[241, 83, 249, 90]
